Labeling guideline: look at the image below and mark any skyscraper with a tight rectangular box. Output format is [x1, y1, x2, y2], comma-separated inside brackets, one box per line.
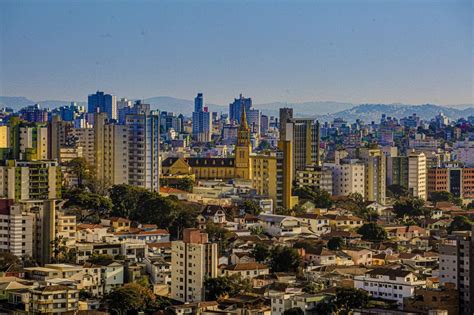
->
[88, 91, 117, 120]
[125, 101, 160, 192]
[229, 94, 252, 124]
[192, 93, 212, 142]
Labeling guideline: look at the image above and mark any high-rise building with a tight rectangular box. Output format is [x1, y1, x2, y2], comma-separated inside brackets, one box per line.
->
[252, 152, 278, 204]
[19, 104, 48, 123]
[229, 94, 252, 124]
[125, 102, 160, 191]
[295, 165, 333, 194]
[247, 108, 261, 136]
[331, 160, 366, 197]
[88, 91, 117, 120]
[359, 147, 386, 204]
[192, 93, 212, 142]
[427, 166, 474, 200]
[0, 160, 61, 201]
[171, 229, 218, 303]
[408, 151, 427, 200]
[439, 228, 474, 315]
[93, 113, 129, 187]
[0, 199, 33, 257]
[260, 114, 269, 135]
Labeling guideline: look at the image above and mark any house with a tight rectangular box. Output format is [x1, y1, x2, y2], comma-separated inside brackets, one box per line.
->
[296, 213, 331, 236]
[102, 217, 131, 232]
[222, 263, 270, 279]
[304, 247, 337, 266]
[326, 214, 364, 229]
[196, 205, 229, 229]
[385, 226, 428, 240]
[257, 214, 303, 236]
[354, 268, 426, 305]
[100, 261, 124, 293]
[342, 248, 373, 266]
[76, 224, 111, 243]
[230, 252, 256, 264]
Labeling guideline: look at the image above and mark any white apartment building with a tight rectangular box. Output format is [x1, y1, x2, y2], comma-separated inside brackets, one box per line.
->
[453, 139, 474, 167]
[332, 160, 366, 197]
[439, 230, 474, 315]
[354, 268, 426, 305]
[171, 229, 218, 303]
[0, 201, 34, 257]
[408, 151, 427, 200]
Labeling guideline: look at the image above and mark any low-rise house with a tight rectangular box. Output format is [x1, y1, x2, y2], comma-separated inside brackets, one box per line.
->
[304, 247, 337, 266]
[257, 214, 303, 236]
[76, 224, 111, 243]
[342, 248, 373, 266]
[222, 263, 269, 279]
[354, 268, 426, 305]
[230, 252, 256, 264]
[115, 228, 170, 244]
[102, 217, 131, 232]
[326, 214, 364, 229]
[403, 284, 459, 315]
[100, 261, 124, 293]
[385, 225, 428, 240]
[296, 213, 331, 236]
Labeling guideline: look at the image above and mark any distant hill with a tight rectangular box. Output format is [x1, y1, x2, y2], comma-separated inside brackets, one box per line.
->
[0, 96, 85, 110]
[316, 104, 474, 123]
[1, 95, 472, 122]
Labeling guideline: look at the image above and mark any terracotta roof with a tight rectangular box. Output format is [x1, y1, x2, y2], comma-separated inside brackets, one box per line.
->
[147, 242, 172, 249]
[160, 187, 188, 194]
[223, 263, 268, 271]
[108, 217, 131, 223]
[77, 224, 104, 230]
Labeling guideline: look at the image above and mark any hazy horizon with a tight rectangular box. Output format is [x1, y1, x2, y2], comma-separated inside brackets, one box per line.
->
[1, 0, 472, 105]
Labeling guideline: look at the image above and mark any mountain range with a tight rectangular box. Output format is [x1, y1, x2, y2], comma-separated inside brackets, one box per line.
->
[1, 95, 472, 122]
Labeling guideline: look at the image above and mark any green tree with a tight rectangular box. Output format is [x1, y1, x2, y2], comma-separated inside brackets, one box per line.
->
[428, 191, 454, 203]
[0, 252, 20, 271]
[334, 287, 369, 315]
[206, 222, 233, 254]
[448, 215, 473, 233]
[241, 200, 262, 215]
[65, 157, 90, 187]
[88, 253, 114, 265]
[63, 189, 112, 221]
[107, 283, 156, 314]
[357, 223, 388, 242]
[256, 140, 271, 151]
[269, 245, 301, 273]
[386, 184, 409, 199]
[109, 184, 151, 218]
[251, 243, 271, 263]
[176, 177, 195, 192]
[327, 237, 344, 250]
[313, 297, 337, 315]
[303, 281, 323, 294]
[294, 187, 333, 209]
[393, 197, 426, 218]
[249, 225, 264, 236]
[204, 275, 252, 300]
[283, 307, 304, 315]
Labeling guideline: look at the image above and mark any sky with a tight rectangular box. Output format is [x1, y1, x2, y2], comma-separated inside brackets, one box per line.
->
[0, 0, 472, 105]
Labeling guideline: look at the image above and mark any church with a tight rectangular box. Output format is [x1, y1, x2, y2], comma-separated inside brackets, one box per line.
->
[161, 107, 252, 180]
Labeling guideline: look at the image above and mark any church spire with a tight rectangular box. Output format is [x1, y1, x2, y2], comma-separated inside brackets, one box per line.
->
[237, 105, 250, 146]
[240, 104, 248, 131]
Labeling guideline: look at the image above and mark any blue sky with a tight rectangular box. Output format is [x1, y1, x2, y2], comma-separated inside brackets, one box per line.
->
[0, 0, 472, 105]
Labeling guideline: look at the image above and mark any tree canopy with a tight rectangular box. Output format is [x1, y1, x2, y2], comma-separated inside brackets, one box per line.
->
[293, 186, 333, 209]
[393, 197, 427, 218]
[107, 283, 157, 314]
[448, 215, 473, 233]
[204, 275, 252, 300]
[269, 245, 301, 273]
[251, 243, 271, 263]
[327, 237, 344, 250]
[357, 223, 388, 242]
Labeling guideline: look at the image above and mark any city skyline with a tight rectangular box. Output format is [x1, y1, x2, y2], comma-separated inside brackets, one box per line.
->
[0, 0, 472, 105]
